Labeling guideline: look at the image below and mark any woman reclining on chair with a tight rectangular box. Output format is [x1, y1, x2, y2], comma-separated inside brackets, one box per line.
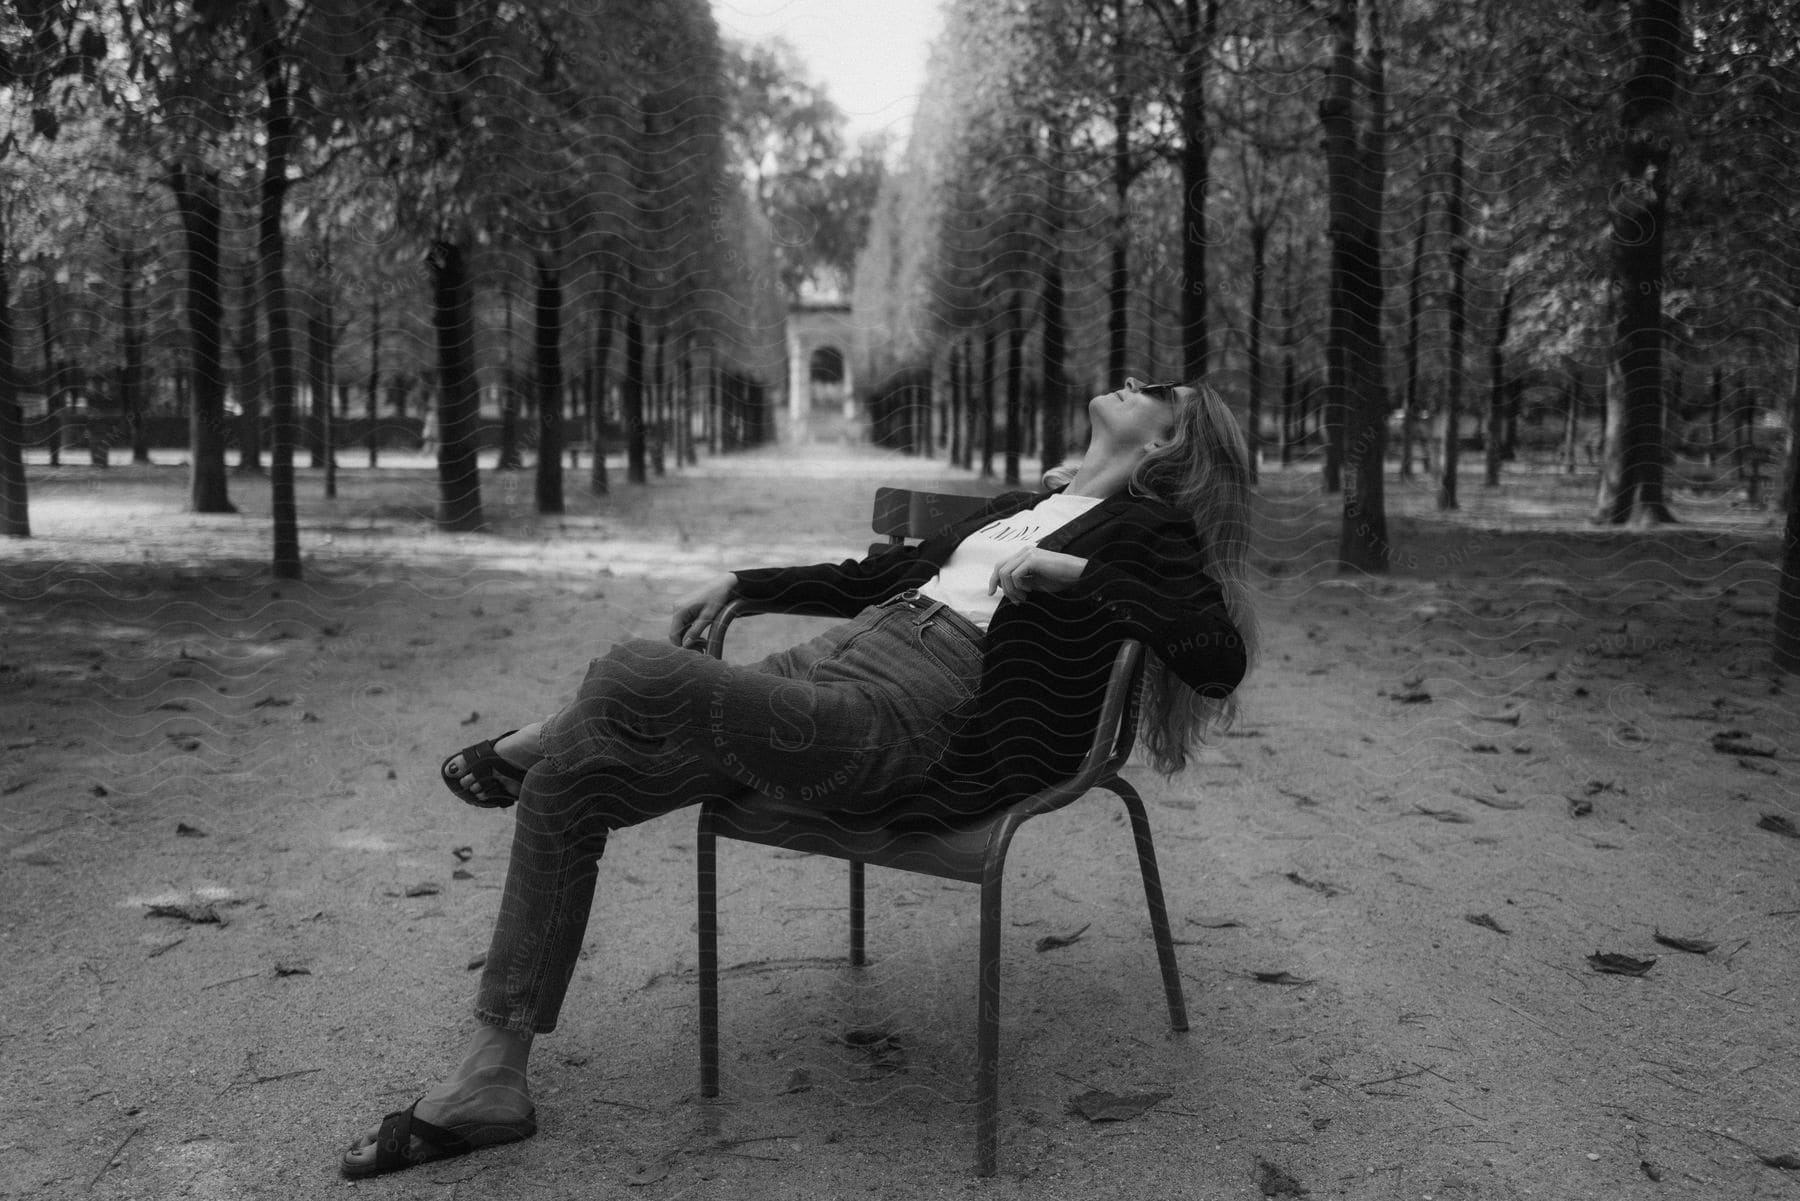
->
[340, 377, 1258, 1178]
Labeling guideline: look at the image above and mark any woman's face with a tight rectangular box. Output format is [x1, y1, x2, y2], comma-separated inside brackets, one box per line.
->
[1090, 377, 1180, 448]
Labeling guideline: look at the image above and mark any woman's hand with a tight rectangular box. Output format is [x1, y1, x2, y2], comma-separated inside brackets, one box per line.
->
[988, 548, 1088, 604]
[670, 574, 737, 648]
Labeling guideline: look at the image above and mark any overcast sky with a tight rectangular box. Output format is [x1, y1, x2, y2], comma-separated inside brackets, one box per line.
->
[712, 0, 944, 147]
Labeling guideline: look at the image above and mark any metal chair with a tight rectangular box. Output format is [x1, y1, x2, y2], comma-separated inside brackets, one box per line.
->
[694, 487, 1189, 1176]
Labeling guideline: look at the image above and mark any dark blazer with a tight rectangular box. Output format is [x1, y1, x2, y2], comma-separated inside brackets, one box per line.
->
[732, 488, 1247, 816]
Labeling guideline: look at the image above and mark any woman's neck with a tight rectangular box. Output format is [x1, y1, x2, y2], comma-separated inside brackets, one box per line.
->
[1060, 440, 1144, 498]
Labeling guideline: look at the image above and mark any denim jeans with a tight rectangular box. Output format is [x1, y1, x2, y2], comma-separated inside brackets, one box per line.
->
[473, 601, 984, 1033]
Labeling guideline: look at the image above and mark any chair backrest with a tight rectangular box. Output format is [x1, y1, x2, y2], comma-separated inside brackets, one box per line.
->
[871, 487, 995, 546]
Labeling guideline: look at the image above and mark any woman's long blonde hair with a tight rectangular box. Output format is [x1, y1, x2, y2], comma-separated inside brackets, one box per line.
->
[1046, 378, 1258, 774]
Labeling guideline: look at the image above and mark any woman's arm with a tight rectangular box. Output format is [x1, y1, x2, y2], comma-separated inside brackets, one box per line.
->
[728, 491, 1037, 618]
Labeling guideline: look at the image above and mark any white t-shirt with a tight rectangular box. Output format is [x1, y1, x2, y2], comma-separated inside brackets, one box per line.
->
[915, 492, 1104, 631]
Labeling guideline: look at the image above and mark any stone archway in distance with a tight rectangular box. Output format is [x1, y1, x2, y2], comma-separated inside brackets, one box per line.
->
[786, 300, 858, 441]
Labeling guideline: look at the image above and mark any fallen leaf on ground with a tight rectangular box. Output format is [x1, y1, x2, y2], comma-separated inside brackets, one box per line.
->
[1035, 923, 1090, 952]
[1757, 814, 1800, 839]
[461, 710, 480, 726]
[1067, 1089, 1170, 1122]
[274, 962, 311, 977]
[1640, 1160, 1664, 1181]
[405, 882, 441, 897]
[1587, 951, 1656, 976]
[1457, 789, 1524, 810]
[1712, 730, 1776, 757]
[1414, 805, 1472, 824]
[1465, 913, 1510, 935]
[1251, 970, 1312, 986]
[466, 954, 486, 970]
[1759, 1153, 1800, 1170]
[452, 846, 474, 861]
[1568, 797, 1594, 817]
[1652, 930, 1716, 954]
[1188, 917, 1243, 929]
[625, 1162, 669, 1186]
[1284, 872, 1340, 897]
[175, 822, 207, 838]
[841, 1026, 906, 1076]
[1253, 1156, 1310, 1197]
[1391, 689, 1432, 704]
[145, 901, 223, 925]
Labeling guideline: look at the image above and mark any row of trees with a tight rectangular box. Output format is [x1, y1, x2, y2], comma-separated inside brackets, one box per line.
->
[851, 0, 1800, 669]
[0, 1, 884, 575]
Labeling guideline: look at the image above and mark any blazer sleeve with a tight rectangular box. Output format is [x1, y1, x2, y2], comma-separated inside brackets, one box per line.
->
[730, 491, 1037, 617]
[1054, 509, 1248, 696]
[729, 545, 935, 616]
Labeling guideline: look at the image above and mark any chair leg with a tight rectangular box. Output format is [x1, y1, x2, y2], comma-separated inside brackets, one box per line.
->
[698, 806, 720, 1097]
[1118, 782, 1189, 1032]
[849, 860, 866, 967]
[975, 863, 1004, 1176]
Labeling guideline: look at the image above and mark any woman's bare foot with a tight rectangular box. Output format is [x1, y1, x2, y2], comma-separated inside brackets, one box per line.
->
[446, 724, 545, 804]
[340, 1026, 536, 1174]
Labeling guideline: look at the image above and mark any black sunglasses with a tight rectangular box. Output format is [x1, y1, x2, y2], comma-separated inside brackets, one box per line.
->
[1124, 376, 1180, 399]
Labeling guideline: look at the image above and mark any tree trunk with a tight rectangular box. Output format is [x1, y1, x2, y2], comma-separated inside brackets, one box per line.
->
[590, 306, 612, 494]
[980, 323, 997, 478]
[1245, 220, 1268, 482]
[37, 281, 60, 468]
[498, 290, 522, 471]
[1107, 0, 1132, 382]
[1438, 129, 1467, 511]
[1400, 199, 1426, 479]
[427, 238, 484, 530]
[367, 292, 380, 468]
[1774, 310, 1800, 672]
[948, 339, 964, 468]
[650, 329, 666, 477]
[1319, 0, 1389, 571]
[1004, 303, 1025, 487]
[1593, 0, 1681, 525]
[169, 163, 236, 515]
[315, 286, 337, 500]
[1044, 227, 1065, 475]
[1281, 354, 1296, 467]
[1707, 365, 1722, 469]
[232, 261, 262, 472]
[624, 308, 647, 484]
[1177, 0, 1218, 379]
[259, 38, 301, 577]
[1485, 280, 1513, 486]
[1280, 253, 1298, 467]
[121, 245, 151, 466]
[1562, 367, 1581, 474]
[534, 255, 564, 514]
[1738, 386, 1760, 506]
[0, 206, 28, 537]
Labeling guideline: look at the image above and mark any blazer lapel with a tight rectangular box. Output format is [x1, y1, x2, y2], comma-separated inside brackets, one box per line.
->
[1035, 493, 1134, 554]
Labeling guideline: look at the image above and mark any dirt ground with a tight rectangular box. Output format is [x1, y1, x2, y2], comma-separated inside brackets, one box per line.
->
[1, 440, 1796, 1201]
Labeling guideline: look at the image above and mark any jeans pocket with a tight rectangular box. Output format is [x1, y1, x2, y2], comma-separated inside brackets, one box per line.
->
[911, 620, 980, 705]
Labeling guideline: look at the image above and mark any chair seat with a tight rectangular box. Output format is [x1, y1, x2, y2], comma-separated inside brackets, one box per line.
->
[704, 785, 1124, 884]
